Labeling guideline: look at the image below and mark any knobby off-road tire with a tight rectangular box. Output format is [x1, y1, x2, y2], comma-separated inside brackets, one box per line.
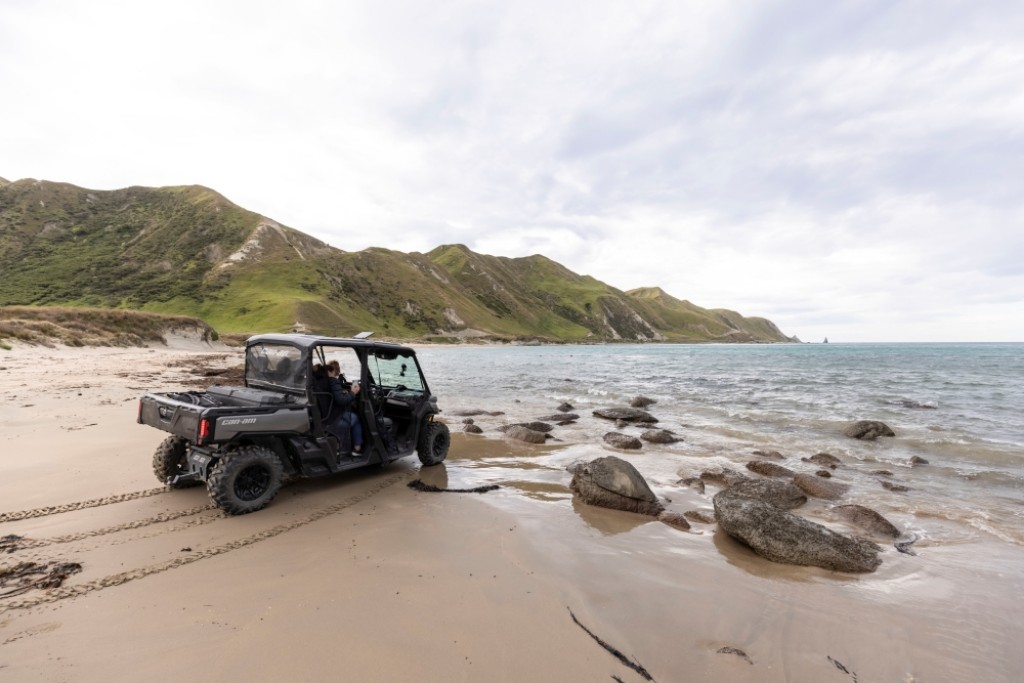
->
[207, 445, 284, 515]
[153, 436, 201, 489]
[417, 421, 450, 466]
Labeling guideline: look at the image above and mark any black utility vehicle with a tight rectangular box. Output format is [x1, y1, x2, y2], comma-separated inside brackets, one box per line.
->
[137, 333, 450, 514]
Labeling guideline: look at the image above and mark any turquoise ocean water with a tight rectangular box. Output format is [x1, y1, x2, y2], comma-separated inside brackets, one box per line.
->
[417, 343, 1024, 546]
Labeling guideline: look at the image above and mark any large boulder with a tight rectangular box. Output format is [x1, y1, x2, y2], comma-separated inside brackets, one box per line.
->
[844, 421, 895, 440]
[722, 478, 807, 510]
[713, 491, 882, 573]
[592, 407, 659, 423]
[793, 473, 850, 500]
[570, 456, 664, 516]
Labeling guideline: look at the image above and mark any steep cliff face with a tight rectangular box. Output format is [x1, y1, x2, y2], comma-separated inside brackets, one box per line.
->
[0, 178, 793, 342]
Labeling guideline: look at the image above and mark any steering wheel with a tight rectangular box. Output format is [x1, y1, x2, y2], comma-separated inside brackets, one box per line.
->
[368, 383, 385, 404]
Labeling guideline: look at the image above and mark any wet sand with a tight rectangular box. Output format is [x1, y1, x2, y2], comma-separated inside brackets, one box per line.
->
[1, 343, 1022, 681]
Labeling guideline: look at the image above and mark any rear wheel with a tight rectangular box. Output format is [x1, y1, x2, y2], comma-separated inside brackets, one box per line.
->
[417, 421, 450, 466]
[152, 436, 200, 488]
[207, 445, 284, 515]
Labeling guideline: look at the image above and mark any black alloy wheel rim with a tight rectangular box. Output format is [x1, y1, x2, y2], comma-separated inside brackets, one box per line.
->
[235, 464, 271, 501]
[433, 433, 449, 457]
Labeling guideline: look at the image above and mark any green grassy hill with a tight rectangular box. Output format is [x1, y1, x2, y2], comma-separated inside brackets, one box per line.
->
[0, 178, 795, 343]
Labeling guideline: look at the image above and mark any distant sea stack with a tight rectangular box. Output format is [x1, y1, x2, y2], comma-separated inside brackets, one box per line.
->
[0, 177, 796, 343]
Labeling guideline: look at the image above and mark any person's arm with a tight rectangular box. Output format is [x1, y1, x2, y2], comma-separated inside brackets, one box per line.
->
[328, 376, 355, 409]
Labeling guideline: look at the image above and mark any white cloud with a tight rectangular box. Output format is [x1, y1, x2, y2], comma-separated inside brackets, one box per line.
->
[2, 0, 1022, 341]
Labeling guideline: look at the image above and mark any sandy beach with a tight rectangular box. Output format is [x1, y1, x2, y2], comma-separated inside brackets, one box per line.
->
[2, 342, 1022, 682]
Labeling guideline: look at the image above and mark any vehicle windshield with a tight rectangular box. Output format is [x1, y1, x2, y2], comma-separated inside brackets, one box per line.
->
[369, 349, 424, 392]
[245, 343, 305, 393]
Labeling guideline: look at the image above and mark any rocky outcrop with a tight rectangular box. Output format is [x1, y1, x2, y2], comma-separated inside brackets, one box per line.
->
[603, 432, 643, 450]
[843, 420, 895, 440]
[569, 456, 664, 516]
[714, 491, 882, 573]
[592, 407, 658, 423]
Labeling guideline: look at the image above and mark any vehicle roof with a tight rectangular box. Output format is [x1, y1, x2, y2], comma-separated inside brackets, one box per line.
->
[245, 333, 416, 354]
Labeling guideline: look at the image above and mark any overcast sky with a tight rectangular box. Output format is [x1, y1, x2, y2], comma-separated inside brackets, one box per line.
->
[2, 0, 1022, 342]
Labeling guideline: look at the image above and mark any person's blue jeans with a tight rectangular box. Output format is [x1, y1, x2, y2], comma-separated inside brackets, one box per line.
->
[336, 411, 363, 448]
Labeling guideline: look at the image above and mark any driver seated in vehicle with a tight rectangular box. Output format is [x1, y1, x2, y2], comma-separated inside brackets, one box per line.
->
[313, 361, 364, 454]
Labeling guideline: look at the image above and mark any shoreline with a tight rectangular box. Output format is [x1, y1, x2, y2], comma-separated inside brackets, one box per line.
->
[1, 345, 1021, 681]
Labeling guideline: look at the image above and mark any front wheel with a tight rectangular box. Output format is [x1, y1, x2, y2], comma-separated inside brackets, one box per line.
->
[207, 445, 284, 515]
[152, 436, 200, 488]
[417, 421, 450, 466]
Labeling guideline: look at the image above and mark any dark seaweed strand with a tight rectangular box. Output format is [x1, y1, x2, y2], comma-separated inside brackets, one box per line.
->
[407, 480, 500, 494]
[568, 607, 654, 682]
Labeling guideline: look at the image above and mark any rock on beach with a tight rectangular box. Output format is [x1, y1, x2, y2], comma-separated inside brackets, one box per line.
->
[745, 461, 795, 478]
[844, 420, 896, 440]
[603, 432, 643, 450]
[569, 456, 665, 516]
[713, 491, 882, 573]
[502, 425, 547, 444]
[640, 429, 681, 444]
[592, 407, 659, 423]
[721, 478, 807, 510]
[832, 504, 900, 538]
[792, 473, 850, 500]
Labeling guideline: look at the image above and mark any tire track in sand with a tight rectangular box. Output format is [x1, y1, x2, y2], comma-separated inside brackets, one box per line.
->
[5, 504, 216, 552]
[0, 471, 409, 614]
[0, 488, 168, 523]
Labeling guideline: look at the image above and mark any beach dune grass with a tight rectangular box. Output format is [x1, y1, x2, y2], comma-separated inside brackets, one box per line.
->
[0, 305, 215, 347]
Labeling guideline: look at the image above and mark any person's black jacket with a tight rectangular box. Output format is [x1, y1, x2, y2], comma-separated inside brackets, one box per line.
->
[313, 373, 356, 424]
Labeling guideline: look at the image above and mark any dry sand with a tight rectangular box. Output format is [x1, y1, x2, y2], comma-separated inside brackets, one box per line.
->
[1, 343, 1021, 682]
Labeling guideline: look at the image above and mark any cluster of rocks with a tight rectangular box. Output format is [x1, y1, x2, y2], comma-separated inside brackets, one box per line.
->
[456, 395, 915, 575]
[455, 395, 686, 452]
[566, 417, 918, 574]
